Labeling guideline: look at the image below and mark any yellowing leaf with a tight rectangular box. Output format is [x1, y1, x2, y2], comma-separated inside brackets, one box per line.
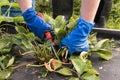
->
[80, 51, 88, 62]
[44, 62, 54, 72]
[57, 68, 72, 76]
[44, 59, 62, 71]
[6, 56, 14, 67]
[85, 69, 99, 75]
[50, 59, 62, 70]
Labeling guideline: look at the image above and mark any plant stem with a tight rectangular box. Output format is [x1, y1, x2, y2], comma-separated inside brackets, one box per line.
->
[0, 24, 15, 28]
[26, 64, 45, 67]
[13, 61, 36, 70]
[21, 51, 35, 55]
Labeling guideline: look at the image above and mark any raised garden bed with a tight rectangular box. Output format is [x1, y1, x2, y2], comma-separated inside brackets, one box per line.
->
[0, 15, 117, 80]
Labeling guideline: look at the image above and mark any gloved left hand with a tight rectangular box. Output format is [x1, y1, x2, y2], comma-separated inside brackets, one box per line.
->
[61, 17, 94, 55]
[22, 7, 53, 40]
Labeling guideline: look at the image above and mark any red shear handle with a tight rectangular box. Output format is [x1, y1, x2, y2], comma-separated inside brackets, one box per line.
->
[45, 32, 53, 41]
[38, 13, 44, 19]
[38, 13, 54, 44]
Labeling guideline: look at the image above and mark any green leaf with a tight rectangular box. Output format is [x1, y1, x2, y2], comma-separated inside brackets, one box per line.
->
[26, 33, 36, 41]
[4, 17, 14, 22]
[0, 38, 11, 49]
[22, 39, 33, 50]
[0, 16, 6, 23]
[15, 25, 27, 34]
[0, 56, 6, 61]
[0, 67, 13, 79]
[12, 36, 22, 45]
[82, 73, 100, 80]
[0, 37, 13, 54]
[10, 2, 20, 8]
[85, 60, 93, 69]
[70, 56, 87, 75]
[0, 1, 9, 7]
[56, 29, 67, 44]
[6, 56, 14, 67]
[55, 16, 66, 28]
[95, 39, 110, 50]
[15, 33, 33, 50]
[56, 68, 72, 76]
[0, 58, 5, 70]
[44, 14, 55, 26]
[67, 19, 78, 31]
[0, 55, 13, 69]
[0, 1, 19, 8]
[40, 69, 48, 78]
[96, 49, 113, 60]
[88, 33, 97, 45]
[54, 16, 66, 33]
[69, 77, 79, 80]
[13, 16, 24, 23]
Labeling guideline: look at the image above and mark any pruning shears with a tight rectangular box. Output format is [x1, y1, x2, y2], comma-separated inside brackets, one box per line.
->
[38, 13, 59, 59]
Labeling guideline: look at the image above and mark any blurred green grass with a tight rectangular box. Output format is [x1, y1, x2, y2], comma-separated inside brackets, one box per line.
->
[35, 0, 120, 30]
[106, 1, 120, 29]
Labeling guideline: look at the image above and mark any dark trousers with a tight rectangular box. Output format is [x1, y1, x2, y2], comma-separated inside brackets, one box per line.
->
[52, 0, 112, 28]
[52, 0, 73, 20]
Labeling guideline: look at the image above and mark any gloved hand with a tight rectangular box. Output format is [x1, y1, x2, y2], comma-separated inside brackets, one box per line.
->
[22, 7, 53, 40]
[61, 17, 94, 55]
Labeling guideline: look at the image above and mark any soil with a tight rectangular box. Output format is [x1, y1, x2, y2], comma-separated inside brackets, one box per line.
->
[90, 41, 120, 80]
[8, 54, 70, 80]
[7, 41, 120, 80]
[9, 67, 70, 80]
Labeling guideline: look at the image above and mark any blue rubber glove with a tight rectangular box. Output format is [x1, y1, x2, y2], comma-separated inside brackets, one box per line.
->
[61, 17, 94, 55]
[22, 7, 52, 40]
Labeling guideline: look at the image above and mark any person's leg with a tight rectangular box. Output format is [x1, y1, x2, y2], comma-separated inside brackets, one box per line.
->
[94, 0, 112, 28]
[61, 0, 101, 54]
[52, 0, 73, 20]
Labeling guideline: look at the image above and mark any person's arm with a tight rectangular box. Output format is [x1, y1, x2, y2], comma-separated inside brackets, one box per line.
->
[16, 0, 32, 12]
[81, 0, 100, 23]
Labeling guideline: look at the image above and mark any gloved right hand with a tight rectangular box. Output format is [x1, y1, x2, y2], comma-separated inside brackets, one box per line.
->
[22, 7, 53, 40]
